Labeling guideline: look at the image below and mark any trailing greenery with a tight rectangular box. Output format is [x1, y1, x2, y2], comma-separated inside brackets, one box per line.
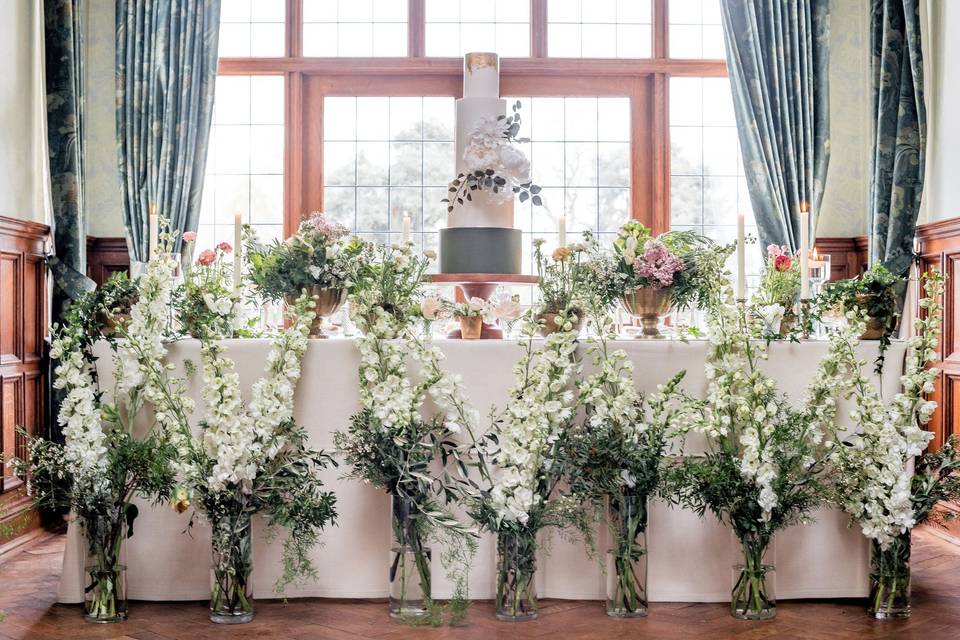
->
[817, 263, 902, 373]
[911, 435, 960, 528]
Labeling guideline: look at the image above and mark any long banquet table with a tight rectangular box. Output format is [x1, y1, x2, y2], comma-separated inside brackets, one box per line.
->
[59, 338, 907, 603]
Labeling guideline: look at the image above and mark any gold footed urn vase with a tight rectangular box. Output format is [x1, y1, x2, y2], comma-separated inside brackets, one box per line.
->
[285, 286, 347, 338]
[621, 289, 672, 339]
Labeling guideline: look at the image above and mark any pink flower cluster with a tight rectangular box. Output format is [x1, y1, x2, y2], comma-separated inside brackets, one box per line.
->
[767, 244, 790, 258]
[633, 239, 684, 288]
[767, 244, 794, 272]
[304, 211, 347, 240]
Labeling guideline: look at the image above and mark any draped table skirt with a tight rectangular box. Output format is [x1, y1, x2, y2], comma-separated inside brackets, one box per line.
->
[58, 338, 906, 603]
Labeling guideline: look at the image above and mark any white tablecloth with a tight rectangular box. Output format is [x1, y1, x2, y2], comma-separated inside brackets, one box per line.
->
[58, 338, 907, 603]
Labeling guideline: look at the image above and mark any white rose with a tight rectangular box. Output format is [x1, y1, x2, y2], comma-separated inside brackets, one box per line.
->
[325, 243, 340, 259]
[498, 144, 531, 183]
[468, 296, 487, 313]
[756, 303, 785, 335]
[493, 295, 522, 322]
[420, 296, 444, 321]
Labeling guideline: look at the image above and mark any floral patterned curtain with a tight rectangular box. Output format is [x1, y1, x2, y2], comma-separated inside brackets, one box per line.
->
[116, 0, 221, 268]
[719, 0, 831, 251]
[45, 0, 92, 321]
[868, 0, 926, 282]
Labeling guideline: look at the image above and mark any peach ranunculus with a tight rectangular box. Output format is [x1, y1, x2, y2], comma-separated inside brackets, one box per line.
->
[182, 231, 197, 242]
[197, 249, 216, 266]
[217, 241, 233, 254]
[552, 246, 572, 262]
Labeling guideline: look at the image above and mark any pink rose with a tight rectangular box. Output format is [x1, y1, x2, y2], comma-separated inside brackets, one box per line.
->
[774, 254, 793, 272]
[197, 249, 216, 266]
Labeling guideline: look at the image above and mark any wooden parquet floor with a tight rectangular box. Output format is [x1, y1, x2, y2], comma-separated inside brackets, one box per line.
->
[1, 529, 960, 640]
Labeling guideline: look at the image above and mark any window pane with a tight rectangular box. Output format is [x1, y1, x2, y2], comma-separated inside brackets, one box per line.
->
[669, 0, 726, 59]
[669, 77, 760, 288]
[303, 0, 408, 56]
[506, 96, 632, 274]
[547, 0, 651, 58]
[218, 0, 285, 57]
[323, 97, 456, 265]
[200, 75, 285, 251]
[425, 0, 530, 57]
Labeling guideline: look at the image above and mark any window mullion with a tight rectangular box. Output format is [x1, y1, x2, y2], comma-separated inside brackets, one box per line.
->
[531, 0, 547, 57]
[287, 0, 302, 58]
[653, 0, 668, 59]
[408, 0, 425, 57]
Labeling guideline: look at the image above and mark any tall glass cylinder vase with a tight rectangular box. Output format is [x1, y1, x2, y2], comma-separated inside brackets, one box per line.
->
[868, 531, 911, 619]
[731, 536, 775, 620]
[210, 512, 255, 624]
[496, 530, 538, 621]
[389, 495, 432, 618]
[606, 494, 648, 617]
[81, 510, 128, 623]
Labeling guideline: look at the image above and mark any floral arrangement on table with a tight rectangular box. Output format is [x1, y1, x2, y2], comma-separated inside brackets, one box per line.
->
[817, 263, 903, 373]
[586, 223, 733, 337]
[827, 269, 945, 619]
[169, 293, 338, 623]
[467, 306, 590, 622]
[335, 241, 483, 624]
[667, 283, 853, 620]
[174, 241, 239, 340]
[532, 239, 591, 335]
[450, 296, 492, 340]
[491, 293, 523, 336]
[443, 101, 542, 213]
[15, 246, 182, 623]
[752, 244, 801, 337]
[566, 308, 694, 617]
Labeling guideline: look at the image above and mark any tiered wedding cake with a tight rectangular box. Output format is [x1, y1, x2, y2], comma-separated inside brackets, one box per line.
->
[439, 52, 523, 274]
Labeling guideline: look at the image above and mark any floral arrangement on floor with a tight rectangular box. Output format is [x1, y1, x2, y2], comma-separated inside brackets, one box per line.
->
[827, 269, 944, 618]
[335, 241, 482, 624]
[468, 306, 590, 621]
[174, 241, 239, 339]
[16, 247, 182, 623]
[817, 262, 903, 372]
[245, 212, 355, 303]
[752, 244, 801, 337]
[668, 282, 853, 620]
[566, 309, 694, 617]
[170, 293, 338, 623]
[443, 101, 542, 212]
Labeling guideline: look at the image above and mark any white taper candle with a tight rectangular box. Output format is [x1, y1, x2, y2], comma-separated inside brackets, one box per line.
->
[233, 211, 243, 293]
[799, 203, 810, 299]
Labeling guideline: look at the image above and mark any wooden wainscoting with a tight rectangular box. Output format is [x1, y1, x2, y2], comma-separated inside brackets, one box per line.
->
[0, 217, 50, 541]
[815, 236, 869, 281]
[917, 217, 960, 449]
[86, 236, 130, 286]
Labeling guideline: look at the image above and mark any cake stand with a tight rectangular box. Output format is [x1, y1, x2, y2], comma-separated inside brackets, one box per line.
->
[429, 273, 539, 339]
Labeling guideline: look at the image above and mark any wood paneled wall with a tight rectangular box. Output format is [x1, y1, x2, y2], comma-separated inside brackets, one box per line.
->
[815, 236, 869, 281]
[917, 218, 960, 449]
[86, 236, 130, 286]
[0, 217, 49, 539]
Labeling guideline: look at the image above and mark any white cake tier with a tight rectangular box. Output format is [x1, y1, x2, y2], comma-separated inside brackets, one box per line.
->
[449, 96, 515, 229]
[463, 52, 499, 98]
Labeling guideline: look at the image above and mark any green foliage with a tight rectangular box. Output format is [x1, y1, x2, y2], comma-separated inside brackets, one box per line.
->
[532, 239, 591, 313]
[173, 245, 237, 340]
[663, 231, 735, 311]
[912, 435, 960, 528]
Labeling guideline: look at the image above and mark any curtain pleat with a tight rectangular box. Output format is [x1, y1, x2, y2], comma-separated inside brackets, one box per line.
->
[720, 0, 831, 252]
[115, 0, 221, 269]
[868, 0, 926, 284]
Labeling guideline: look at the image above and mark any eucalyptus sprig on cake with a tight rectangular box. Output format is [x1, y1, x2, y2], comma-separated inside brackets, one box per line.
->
[442, 101, 542, 213]
[826, 269, 944, 619]
[468, 307, 590, 621]
[336, 241, 483, 624]
[16, 245, 182, 623]
[567, 309, 695, 617]
[668, 284, 853, 620]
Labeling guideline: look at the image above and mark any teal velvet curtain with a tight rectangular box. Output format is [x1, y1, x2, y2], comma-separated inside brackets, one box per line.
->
[719, 0, 831, 252]
[116, 0, 221, 268]
[45, 0, 92, 320]
[868, 0, 926, 281]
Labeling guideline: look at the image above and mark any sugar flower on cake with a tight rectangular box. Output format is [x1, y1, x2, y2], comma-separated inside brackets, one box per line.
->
[444, 101, 543, 212]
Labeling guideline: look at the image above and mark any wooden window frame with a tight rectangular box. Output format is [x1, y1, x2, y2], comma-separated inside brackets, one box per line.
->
[216, 0, 727, 237]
